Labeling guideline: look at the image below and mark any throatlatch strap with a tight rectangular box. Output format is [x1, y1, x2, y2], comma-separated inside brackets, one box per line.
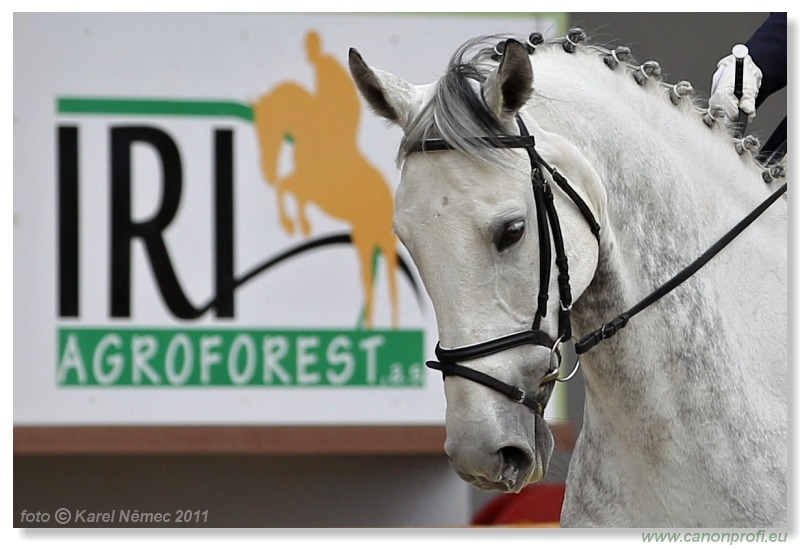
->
[540, 160, 602, 240]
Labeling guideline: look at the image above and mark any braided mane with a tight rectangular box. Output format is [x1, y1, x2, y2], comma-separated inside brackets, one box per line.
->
[399, 28, 784, 183]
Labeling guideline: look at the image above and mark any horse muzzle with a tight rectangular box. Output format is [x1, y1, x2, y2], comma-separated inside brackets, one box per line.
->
[442, 383, 555, 493]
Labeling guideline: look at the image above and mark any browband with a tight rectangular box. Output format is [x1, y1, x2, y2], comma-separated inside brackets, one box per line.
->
[406, 134, 536, 153]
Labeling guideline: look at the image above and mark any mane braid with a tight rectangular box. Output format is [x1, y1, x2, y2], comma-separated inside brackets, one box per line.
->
[399, 31, 784, 182]
[398, 36, 521, 169]
[578, 40, 781, 177]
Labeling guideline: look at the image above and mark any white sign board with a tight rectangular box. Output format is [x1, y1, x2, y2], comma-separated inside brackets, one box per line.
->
[14, 12, 565, 425]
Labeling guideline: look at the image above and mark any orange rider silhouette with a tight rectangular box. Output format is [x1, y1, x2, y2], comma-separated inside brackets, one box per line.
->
[252, 30, 399, 328]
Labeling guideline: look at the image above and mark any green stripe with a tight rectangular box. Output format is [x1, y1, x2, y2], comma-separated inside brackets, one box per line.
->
[57, 327, 425, 387]
[57, 97, 254, 122]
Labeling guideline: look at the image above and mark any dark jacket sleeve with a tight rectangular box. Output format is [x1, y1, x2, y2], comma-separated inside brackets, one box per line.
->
[746, 12, 787, 106]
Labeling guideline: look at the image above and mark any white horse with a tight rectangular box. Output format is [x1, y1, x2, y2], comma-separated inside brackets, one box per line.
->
[349, 30, 787, 527]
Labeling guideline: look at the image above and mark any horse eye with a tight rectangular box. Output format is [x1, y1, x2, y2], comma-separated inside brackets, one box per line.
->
[494, 220, 525, 251]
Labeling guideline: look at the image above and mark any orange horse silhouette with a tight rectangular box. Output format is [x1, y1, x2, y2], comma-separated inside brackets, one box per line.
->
[252, 30, 399, 328]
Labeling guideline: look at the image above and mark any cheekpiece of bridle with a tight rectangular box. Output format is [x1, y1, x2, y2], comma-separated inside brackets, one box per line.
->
[408, 114, 601, 416]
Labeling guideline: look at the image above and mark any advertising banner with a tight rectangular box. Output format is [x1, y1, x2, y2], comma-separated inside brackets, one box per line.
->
[14, 12, 565, 425]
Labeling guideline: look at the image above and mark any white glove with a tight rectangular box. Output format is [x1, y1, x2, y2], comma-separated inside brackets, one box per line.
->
[709, 52, 762, 122]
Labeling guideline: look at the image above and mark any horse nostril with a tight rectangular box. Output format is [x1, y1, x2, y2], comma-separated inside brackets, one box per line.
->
[499, 445, 534, 487]
[500, 445, 532, 468]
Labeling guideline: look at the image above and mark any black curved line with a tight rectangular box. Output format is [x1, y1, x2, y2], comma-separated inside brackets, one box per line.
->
[236, 233, 351, 288]
[197, 232, 424, 315]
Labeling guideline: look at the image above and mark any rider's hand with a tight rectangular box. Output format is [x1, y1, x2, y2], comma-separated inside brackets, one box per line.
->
[709, 52, 763, 123]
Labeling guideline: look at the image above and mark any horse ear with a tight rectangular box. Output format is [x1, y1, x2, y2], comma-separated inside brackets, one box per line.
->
[348, 48, 419, 130]
[483, 39, 533, 120]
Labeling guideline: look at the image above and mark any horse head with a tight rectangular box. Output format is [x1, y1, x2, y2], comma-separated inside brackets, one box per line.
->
[350, 39, 605, 492]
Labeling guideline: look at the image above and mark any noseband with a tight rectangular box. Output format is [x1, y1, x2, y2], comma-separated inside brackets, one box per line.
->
[408, 113, 787, 417]
[409, 115, 601, 415]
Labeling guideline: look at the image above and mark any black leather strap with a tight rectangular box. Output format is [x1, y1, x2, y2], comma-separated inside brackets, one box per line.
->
[426, 360, 548, 415]
[435, 329, 556, 363]
[407, 135, 536, 153]
[531, 168, 552, 328]
[540, 160, 602, 239]
[542, 176, 574, 341]
[516, 117, 552, 329]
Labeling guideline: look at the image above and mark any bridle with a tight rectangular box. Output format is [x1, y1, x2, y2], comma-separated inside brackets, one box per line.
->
[408, 114, 787, 417]
[409, 114, 599, 416]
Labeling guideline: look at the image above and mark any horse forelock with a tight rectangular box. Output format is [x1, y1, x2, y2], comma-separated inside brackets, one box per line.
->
[398, 35, 521, 169]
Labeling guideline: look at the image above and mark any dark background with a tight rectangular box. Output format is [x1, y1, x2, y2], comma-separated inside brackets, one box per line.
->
[569, 12, 785, 146]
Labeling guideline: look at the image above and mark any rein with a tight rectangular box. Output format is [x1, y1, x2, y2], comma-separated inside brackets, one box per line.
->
[576, 180, 787, 354]
[411, 114, 787, 415]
